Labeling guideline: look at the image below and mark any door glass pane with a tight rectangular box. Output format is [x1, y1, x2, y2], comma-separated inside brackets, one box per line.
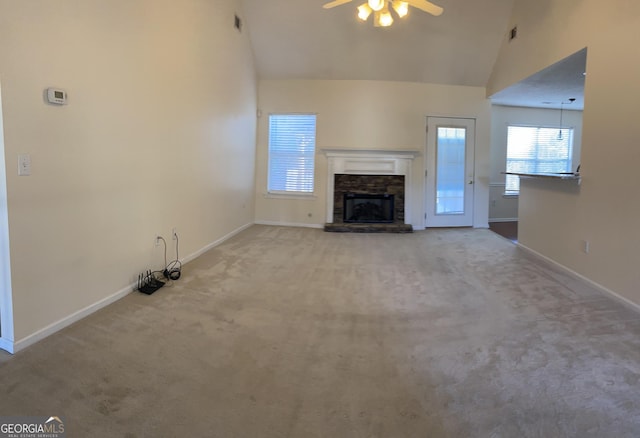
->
[436, 127, 466, 215]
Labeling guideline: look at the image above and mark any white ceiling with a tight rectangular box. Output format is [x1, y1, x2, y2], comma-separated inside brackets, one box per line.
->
[240, 0, 585, 110]
[489, 48, 587, 110]
[241, 0, 515, 86]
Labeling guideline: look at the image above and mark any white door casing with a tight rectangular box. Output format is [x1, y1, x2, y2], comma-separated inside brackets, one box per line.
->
[425, 117, 475, 227]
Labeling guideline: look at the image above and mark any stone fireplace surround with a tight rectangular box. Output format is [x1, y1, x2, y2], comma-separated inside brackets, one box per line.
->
[334, 174, 404, 223]
[322, 149, 419, 229]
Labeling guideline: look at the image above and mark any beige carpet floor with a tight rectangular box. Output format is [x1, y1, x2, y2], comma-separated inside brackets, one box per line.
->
[1, 225, 640, 437]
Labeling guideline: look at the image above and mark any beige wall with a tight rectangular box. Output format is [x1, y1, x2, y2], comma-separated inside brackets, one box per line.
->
[489, 105, 583, 221]
[255, 79, 492, 229]
[0, 0, 257, 344]
[487, 0, 640, 304]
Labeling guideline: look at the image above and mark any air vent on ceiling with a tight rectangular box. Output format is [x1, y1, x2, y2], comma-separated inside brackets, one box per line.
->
[509, 26, 518, 41]
[234, 14, 242, 32]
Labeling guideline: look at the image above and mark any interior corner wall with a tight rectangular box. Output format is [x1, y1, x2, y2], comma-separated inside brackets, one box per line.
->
[489, 105, 583, 221]
[0, 0, 257, 345]
[487, 0, 640, 304]
[254, 79, 492, 230]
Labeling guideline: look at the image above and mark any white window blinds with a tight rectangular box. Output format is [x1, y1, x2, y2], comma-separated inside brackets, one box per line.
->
[268, 114, 317, 194]
[505, 126, 573, 194]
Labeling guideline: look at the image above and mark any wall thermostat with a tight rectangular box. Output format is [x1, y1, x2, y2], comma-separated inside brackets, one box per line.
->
[46, 88, 67, 105]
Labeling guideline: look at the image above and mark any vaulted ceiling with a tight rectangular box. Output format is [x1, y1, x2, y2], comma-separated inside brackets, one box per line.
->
[241, 0, 516, 87]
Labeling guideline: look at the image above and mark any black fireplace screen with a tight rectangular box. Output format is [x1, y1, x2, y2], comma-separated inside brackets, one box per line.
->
[343, 193, 394, 223]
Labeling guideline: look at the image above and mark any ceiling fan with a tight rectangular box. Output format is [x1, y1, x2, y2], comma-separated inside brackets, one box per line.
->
[323, 0, 443, 27]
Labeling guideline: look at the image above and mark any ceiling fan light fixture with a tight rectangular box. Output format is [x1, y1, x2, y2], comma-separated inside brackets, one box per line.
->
[323, 0, 443, 28]
[374, 6, 394, 27]
[368, 0, 385, 12]
[392, 0, 409, 18]
[357, 3, 373, 20]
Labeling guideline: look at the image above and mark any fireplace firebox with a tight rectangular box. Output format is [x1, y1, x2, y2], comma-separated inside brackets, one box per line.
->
[343, 193, 394, 223]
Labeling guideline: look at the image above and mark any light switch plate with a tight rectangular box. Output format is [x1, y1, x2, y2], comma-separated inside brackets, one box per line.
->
[18, 154, 31, 176]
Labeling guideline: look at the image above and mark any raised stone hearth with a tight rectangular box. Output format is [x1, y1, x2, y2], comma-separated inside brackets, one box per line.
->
[324, 223, 413, 233]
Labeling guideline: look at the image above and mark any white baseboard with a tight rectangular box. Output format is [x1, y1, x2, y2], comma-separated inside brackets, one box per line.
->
[13, 282, 135, 353]
[517, 243, 640, 314]
[254, 220, 324, 229]
[181, 222, 253, 265]
[11, 222, 256, 354]
[489, 218, 518, 223]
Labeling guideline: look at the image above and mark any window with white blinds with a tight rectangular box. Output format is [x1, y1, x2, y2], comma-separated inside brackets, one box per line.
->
[268, 114, 317, 194]
[505, 126, 574, 194]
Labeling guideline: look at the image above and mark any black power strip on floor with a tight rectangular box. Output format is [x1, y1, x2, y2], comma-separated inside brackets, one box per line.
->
[137, 270, 165, 295]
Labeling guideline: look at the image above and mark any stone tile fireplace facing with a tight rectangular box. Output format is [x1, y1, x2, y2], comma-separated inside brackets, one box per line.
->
[322, 149, 419, 233]
[333, 174, 405, 224]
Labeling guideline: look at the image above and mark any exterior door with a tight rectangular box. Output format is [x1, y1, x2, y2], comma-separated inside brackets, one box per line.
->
[425, 117, 475, 227]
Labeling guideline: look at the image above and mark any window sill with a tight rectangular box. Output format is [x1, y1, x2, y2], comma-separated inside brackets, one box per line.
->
[502, 193, 519, 199]
[264, 192, 317, 200]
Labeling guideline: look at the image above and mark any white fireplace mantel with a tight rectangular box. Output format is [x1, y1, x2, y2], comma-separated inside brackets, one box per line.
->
[322, 149, 420, 224]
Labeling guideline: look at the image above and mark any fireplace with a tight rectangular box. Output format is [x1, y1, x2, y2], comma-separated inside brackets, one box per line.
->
[344, 193, 394, 223]
[333, 174, 404, 224]
[322, 149, 418, 232]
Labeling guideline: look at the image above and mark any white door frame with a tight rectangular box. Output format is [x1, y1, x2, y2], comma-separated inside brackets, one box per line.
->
[0, 82, 15, 354]
[423, 116, 476, 228]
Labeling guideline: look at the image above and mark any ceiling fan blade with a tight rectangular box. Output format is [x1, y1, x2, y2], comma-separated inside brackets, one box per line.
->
[323, 0, 354, 9]
[405, 0, 444, 16]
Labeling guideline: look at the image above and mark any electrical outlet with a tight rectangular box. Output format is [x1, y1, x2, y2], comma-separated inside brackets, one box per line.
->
[581, 239, 590, 254]
[172, 228, 177, 240]
[155, 236, 162, 247]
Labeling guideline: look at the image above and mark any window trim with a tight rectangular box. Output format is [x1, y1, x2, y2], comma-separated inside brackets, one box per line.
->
[267, 112, 317, 197]
[264, 191, 317, 200]
[504, 124, 574, 195]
